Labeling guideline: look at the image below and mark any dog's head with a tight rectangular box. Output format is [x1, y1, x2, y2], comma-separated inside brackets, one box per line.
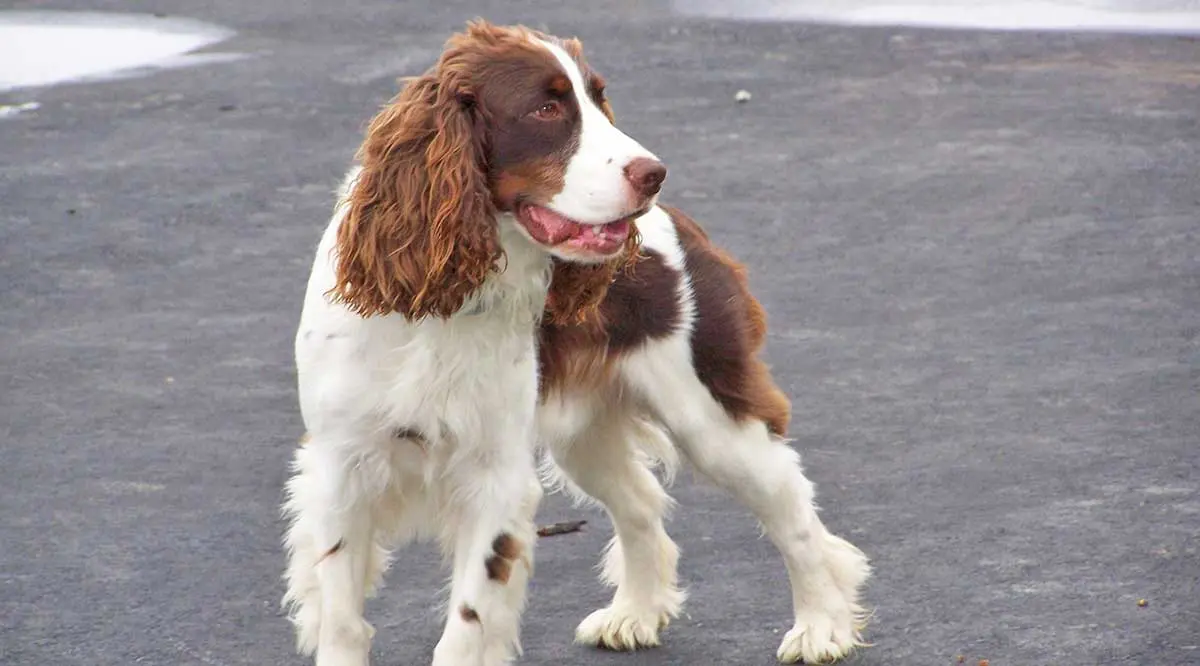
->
[331, 20, 665, 322]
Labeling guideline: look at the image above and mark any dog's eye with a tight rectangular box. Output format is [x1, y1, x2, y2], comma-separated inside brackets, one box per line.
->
[532, 100, 563, 120]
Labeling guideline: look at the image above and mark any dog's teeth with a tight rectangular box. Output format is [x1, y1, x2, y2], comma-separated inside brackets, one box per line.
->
[590, 224, 603, 233]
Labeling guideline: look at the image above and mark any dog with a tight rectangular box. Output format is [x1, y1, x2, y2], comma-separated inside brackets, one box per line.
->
[283, 20, 869, 666]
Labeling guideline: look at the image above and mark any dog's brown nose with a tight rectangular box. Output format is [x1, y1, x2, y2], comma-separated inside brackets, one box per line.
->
[624, 157, 667, 198]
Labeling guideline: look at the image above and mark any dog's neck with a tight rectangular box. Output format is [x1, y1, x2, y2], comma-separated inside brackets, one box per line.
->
[454, 214, 552, 323]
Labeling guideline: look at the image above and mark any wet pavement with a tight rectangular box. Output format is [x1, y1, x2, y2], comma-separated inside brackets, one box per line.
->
[2, 1, 1197, 665]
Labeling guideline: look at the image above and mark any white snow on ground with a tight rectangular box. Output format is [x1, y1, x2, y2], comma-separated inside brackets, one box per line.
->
[675, 0, 1200, 34]
[0, 101, 40, 119]
[0, 11, 236, 93]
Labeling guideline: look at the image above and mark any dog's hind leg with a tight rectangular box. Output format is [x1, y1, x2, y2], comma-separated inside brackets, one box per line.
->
[542, 397, 685, 651]
[621, 336, 870, 664]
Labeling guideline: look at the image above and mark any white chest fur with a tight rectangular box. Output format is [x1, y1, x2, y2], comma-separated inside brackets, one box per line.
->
[294, 206, 551, 457]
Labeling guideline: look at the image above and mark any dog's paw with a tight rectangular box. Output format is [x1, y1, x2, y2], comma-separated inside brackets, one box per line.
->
[574, 604, 670, 651]
[432, 634, 485, 666]
[775, 609, 865, 664]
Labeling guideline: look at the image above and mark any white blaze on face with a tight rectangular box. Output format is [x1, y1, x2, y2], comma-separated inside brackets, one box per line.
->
[538, 39, 659, 224]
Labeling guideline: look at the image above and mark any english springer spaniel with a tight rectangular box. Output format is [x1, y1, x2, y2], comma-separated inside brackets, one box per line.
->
[282, 20, 869, 666]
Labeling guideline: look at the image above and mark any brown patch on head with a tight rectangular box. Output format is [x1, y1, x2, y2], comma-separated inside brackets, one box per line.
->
[560, 37, 584, 59]
[490, 158, 565, 215]
[459, 603, 480, 623]
[529, 30, 640, 329]
[329, 20, 610, 321]
[548, 74, 571, 95]
[585, 72, 614, 124]
[665, 206, 791, 436]
[475, 28, 585, 215]
[540, 248, 682, 394]
[557, 36, 615, 124]
[479, 23, 628, 320]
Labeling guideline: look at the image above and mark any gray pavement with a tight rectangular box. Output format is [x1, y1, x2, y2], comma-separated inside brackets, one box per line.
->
[2, 1, 1198, 665]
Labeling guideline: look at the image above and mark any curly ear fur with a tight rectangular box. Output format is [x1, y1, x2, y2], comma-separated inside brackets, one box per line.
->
[331, 64, 500, 320]
[334, 20, 632, 323]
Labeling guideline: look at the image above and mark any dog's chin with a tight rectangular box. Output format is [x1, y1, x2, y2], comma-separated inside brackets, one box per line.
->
[544, 245, 623, 265]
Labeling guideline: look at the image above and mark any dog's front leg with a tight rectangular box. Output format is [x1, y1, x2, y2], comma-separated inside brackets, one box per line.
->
[283, 436, 382, 666]
[431, 428, 543, 666]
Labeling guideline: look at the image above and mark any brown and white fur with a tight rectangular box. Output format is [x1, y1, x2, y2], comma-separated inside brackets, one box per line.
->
[282, 20, 869, 666]
[539, 203, 870, 663]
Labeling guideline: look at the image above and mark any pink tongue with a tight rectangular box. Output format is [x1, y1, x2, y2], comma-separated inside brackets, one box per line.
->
[521, 207, 630, 252]
[566, 219, 630, 252]
[523, 206, 582, 245]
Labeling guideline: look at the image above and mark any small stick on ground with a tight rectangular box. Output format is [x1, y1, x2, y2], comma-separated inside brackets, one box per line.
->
[537, 520, 587, 537]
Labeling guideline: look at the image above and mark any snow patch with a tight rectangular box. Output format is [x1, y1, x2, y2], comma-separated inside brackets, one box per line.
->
[0, 11, 237, 92]
[0, 101, 39, 118]
[674, 0, 1200, 35]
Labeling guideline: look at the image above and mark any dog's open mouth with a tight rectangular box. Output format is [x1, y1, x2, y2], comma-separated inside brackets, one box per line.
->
[515, 204, 634, 255]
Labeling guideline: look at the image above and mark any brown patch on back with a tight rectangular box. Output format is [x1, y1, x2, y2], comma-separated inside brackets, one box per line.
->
[664, 205, 791, 436]
[539, 249, 682, 394]
[601, 251, 681, 348]
[540, 225, 641, 328]
[459, 603, 480, 623]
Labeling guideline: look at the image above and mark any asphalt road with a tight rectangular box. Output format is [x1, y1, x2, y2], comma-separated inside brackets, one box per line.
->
[2, 1, 1198, 665]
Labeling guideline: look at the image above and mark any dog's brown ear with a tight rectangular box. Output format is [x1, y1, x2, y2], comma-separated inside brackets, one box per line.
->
[330, 68, 500, 320]
[597, 93, 616, 125]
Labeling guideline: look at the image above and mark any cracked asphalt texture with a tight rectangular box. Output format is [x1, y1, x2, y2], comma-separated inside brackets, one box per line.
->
[2, 1, 1197, 665]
